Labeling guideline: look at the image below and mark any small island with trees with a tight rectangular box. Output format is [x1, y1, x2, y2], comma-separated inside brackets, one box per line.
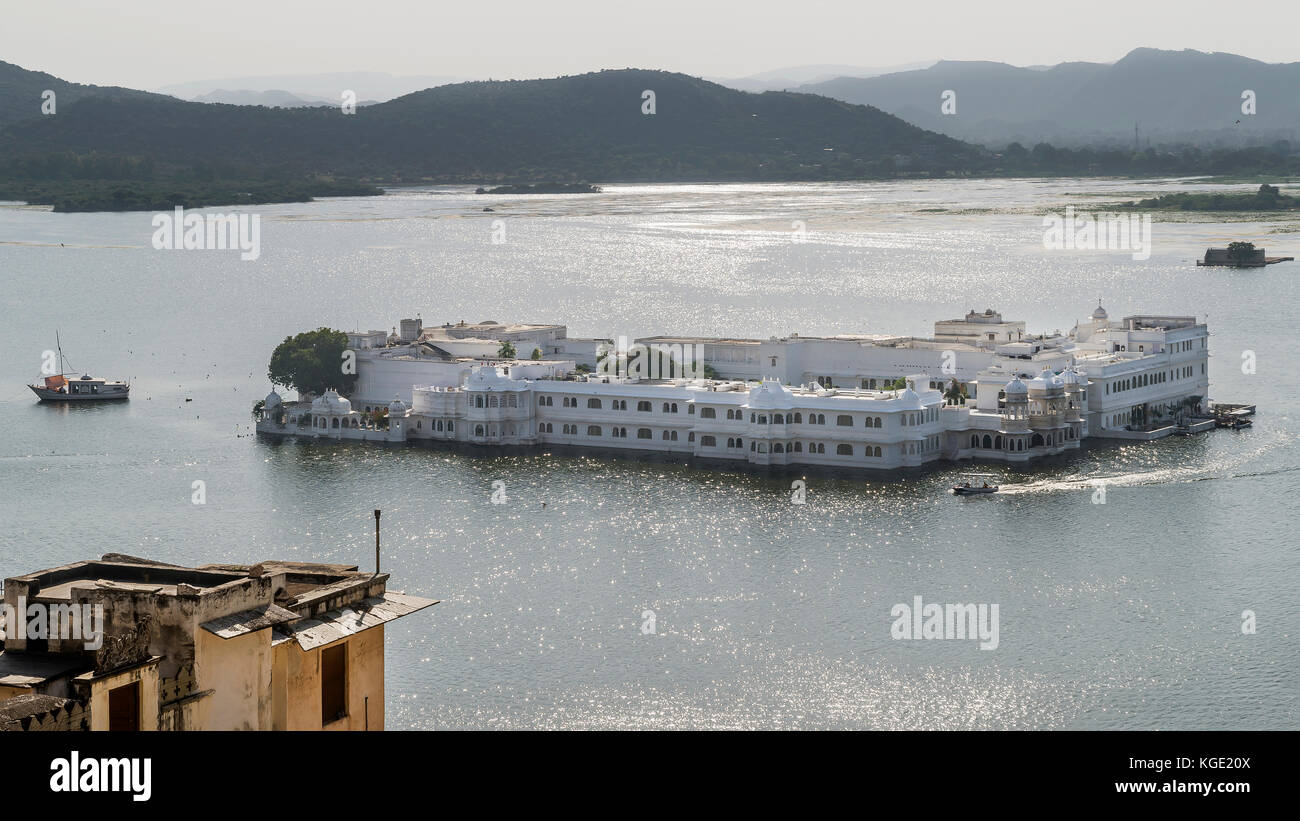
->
[1124, 183, 1299, 212]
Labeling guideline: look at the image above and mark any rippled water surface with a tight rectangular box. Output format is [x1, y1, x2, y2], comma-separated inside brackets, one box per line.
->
[1, 178, 1296, 729]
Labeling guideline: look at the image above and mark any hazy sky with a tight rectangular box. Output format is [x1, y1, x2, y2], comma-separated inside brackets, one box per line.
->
[5, 0, 1300, 89]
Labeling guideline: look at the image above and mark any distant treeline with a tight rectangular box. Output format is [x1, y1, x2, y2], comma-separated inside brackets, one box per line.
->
[0, 151, 381, 211]
[985, 141, 1300, 178]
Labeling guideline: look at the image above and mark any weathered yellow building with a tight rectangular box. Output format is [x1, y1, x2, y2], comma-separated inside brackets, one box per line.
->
[0, 554, 435, 731]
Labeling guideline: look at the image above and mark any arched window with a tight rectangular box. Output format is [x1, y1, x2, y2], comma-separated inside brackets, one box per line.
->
[995, 436, 1002, 449]
[670, 431, 678, 441]
[1031, 433, 1044, 447]
[638, 428, 652, 439]
[701, 435, 716, 447]
[331, 418, 339, 428]
[774, 414, 784, 424]
[475, 395, 484, 408]
[837, 415, 853, 427]
[971, 434, 979, 448]
[701, 407, 716, 419]
[638, 401, 651, 412]
[587, 398, 601, 409]
[794, 441, 803, 452]
[587, 425, 602, 436]
[758, 415, 767, 424]
[774, 443, 784, 453]
[982, 435, 992, 449]
[794, 413, 802, 423]
[836, 444, 853, 456]
[873, 446, 882, 457]
[475, 424, 484, 436]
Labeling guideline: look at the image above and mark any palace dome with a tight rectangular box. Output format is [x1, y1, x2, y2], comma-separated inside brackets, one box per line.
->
[1027, 368, 1063, 393]
[747, 379, 794, 409]
[1092, 302, 1108, 320]
[311, 389, 351, 415]
[1060, 368, 1081, 386]
[1004, 376, 1028, 396]
[263, 390, 283, 408]
[388, 397, 408, 416]
[465, 365, 514, 390]
[896, 387, 924, 410]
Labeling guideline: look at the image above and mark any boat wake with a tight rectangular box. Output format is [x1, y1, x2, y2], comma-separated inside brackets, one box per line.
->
[997, 428, 1298, 494]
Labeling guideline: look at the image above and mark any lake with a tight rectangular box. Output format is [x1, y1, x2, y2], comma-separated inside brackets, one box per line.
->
[1, 178, 1296, 728]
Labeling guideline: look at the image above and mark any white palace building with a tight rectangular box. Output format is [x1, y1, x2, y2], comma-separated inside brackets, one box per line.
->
[255, 304, 1212, 473]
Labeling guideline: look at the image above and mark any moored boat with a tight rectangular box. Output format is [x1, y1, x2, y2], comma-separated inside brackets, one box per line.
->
[27, 333, 129, 402]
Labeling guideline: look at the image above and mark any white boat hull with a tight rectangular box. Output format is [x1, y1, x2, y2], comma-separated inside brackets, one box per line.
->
[29, 385, 129, 402]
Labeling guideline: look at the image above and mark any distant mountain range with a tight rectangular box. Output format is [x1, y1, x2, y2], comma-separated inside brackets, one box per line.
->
[156, 71, 466, 105]
[190, 89, 332, 107]
[0, 65, 981, 182]
[711, 62, 935, 93]
[3, 54, 1300, 212]
[798, 48, 1300, 147]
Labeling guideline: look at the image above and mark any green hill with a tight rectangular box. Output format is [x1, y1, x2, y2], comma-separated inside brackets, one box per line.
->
[0, 67, 984, 185]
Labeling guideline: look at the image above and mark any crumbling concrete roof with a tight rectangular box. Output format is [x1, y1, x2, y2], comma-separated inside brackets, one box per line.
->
[200, 604, 301, 639]
[0, 651, 90, 688]
[0, 694, 76, 730]
[272, 592, 437, 651]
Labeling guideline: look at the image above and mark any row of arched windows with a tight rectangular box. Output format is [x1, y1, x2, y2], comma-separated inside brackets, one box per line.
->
[473, 393, 520, 408]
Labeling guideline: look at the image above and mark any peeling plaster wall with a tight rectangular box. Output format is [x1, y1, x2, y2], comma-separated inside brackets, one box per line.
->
[194, 628, 273, 730]
[275, 627, 385, 731]
[85, 663, 159, 731]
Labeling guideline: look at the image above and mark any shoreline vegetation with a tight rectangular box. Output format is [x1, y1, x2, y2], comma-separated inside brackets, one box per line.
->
[0, 178, 383, 213]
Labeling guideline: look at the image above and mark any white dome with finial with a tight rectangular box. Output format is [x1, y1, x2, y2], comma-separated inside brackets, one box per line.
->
[1004, 376, 1028, 396]
[388, 396, 408, 416]
[311, 388, 352, 415]
[1092, 301, 1108, 321]
[747, 379, 794, 409]
[1027, 367, 1064, 393]
[896, 386, 924, 410]
[263, 390, 283, 408]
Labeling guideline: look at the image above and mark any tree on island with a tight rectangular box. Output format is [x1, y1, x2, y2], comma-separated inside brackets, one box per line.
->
[1227, 241, 1256, 267]
[531, 348, 543, 360]
[267, 328, 356, 398]
[497, 341, 517, 359]
[943, 378, 968, 405]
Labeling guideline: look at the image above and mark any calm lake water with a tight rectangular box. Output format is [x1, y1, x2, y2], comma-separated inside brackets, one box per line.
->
[1, 178, 1296, 729]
